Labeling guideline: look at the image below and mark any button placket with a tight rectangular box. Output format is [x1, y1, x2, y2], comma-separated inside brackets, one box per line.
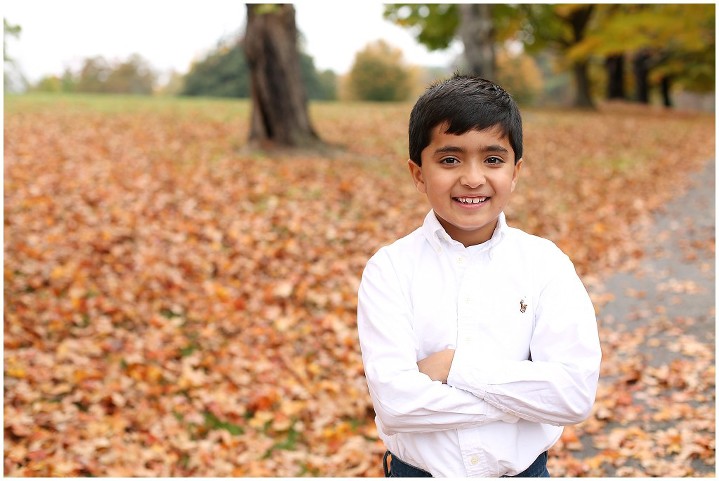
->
[456, 260, 476, 349]
[458, 290, 473, 345]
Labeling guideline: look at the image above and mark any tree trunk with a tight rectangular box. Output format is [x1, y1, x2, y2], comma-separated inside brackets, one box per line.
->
[605, 54, 625, 100]
[458, 4, 495, 79]
[567, 5, 595, 108]
[244, 4, 320, 148]
[660, 75, 672, 108]
[573, 60, 594, 108]
[632, 51, 651, 104]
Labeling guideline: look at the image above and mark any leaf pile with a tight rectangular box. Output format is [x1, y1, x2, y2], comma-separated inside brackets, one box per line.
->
[4, 95, 715, 476]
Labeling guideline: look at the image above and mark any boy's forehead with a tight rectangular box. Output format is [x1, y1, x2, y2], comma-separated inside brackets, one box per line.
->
[432, 121, 508, 139]
[425, 122, 515, 159]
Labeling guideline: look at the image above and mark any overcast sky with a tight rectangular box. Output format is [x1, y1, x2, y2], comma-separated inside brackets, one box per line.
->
[3, 0, 463, 84]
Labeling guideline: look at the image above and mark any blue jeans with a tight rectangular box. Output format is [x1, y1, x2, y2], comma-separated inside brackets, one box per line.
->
[383, 450, 550, 477]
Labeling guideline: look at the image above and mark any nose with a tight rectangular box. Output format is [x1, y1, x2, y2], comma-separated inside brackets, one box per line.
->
[460, 163, 486, 188]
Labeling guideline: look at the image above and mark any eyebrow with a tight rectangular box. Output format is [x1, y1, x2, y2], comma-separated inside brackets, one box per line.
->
[485, 144, 510, 154]
[434, 144, 509, 155]
[434, 145, 464, 155]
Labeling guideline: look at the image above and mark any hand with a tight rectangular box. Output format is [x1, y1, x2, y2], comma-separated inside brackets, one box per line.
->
[417, 349, 455, 383]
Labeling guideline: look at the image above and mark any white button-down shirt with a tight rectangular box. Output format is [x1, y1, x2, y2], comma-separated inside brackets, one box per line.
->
[357, 211, 601, 477]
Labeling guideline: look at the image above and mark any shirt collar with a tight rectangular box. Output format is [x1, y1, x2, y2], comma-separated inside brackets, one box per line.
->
[422, 210, 508, 256]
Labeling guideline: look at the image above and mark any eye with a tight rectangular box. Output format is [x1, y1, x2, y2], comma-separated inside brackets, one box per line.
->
[485, 156, 505, 165]
[440, 156, 460, 165]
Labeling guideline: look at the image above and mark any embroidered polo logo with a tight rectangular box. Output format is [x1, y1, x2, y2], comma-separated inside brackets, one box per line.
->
[519, 298, 527, 313]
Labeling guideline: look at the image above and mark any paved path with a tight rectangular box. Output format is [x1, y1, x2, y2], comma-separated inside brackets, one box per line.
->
[602, 157, 715, 347]
[577, 157, 715, 476]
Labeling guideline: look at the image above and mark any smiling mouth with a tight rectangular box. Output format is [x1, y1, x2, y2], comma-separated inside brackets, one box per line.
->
[455, 196, 488, 205]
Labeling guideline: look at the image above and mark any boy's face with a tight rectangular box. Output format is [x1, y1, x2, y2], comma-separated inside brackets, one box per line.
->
[408, 123, 522, 247]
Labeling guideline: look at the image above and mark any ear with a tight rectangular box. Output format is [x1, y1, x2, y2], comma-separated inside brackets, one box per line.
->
[511, 158, 523, 192]
[407, 159, 427, 194]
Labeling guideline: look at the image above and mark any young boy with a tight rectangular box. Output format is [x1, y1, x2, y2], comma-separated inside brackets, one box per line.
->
[357, 74, 601, 477]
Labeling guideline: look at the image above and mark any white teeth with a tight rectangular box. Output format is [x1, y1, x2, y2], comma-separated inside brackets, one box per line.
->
[457, 197, 487, 204]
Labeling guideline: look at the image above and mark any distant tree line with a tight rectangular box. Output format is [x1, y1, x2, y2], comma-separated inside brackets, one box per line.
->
[27, 35, 410, 102]
[26, 36, 535, 104]
[27, 37, 339, 100]
[31, 54, 156, 95]
[18, 3, 714, 109]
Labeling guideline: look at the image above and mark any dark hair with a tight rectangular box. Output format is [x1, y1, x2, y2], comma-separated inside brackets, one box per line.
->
[408, 73, 523, 165]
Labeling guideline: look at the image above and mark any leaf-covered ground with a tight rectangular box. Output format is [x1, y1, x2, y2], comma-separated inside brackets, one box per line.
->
[4, 95, 715, 476]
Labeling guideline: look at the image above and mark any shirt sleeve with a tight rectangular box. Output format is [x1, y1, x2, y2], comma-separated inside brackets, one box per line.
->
[446, 252, 602, 426]
[357, 249, 519, 435]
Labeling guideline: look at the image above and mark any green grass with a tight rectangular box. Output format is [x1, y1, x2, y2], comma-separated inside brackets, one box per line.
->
[4, 92, 251, 120]
[202, 411, 245, 436]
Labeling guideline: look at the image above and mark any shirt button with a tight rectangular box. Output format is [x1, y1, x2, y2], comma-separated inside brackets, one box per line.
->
[470, 455, 480, 465]
[457, 256, 465, 264]
[464, 297, 472, 304]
